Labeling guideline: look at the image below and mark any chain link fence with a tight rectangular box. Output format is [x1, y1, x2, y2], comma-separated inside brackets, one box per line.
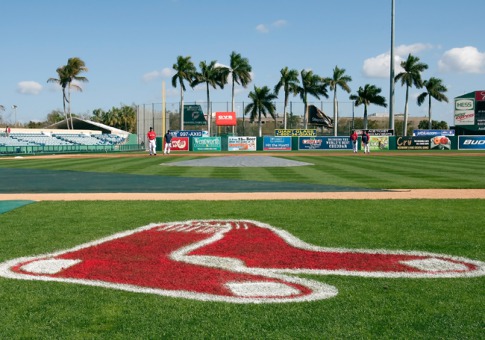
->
[137, 100, 357, 141]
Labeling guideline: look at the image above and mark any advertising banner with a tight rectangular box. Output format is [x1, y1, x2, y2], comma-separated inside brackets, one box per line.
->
[454, 110, 475, 125]
[458, 136, 485, 150]
[184, 105, 207, 125]
[369, 136, 389, 151]
[172, 130, 207, 138]
[396, 136, 451, 150]
[275, 129, 317, 137]
[298, 137, 352, 150]
[353, 129, 394, 136]
[193, 137, 221, 151]
[263, 136, 291, 151]
[228, 136, 257, 151]
[215, 112, 236, 126]
[170, 137, 189, 151]
[413, 130, 455, 137]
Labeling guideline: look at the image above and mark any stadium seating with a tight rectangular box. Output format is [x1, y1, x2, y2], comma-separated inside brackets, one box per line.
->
[0, 132, 126, 147]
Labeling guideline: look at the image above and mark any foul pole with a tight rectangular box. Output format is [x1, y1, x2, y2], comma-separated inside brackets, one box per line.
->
[162, 81, 166, 134]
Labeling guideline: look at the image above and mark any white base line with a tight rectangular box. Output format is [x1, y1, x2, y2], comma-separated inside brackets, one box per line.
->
[0, 190, 485, 201]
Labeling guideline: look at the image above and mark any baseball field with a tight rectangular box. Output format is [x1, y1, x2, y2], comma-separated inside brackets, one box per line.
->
[0, 151, 484, 339]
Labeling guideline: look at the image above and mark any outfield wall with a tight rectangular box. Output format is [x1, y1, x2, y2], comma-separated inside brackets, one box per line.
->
[2, 135, 485, 155]
[162, 135, 485, 152]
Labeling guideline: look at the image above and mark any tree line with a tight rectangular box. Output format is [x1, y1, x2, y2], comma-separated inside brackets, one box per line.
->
[172, 52, 448, 137]
[2, 52, 449, 137]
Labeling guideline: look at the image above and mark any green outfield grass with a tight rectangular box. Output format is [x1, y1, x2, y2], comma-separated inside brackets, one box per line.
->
[0, 200, 484, 339]
[0, 153, 484, 338]
[0, 152, 484, 189]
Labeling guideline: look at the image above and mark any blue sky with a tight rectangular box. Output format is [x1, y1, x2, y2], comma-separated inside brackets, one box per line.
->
[1, 0, 484, 126]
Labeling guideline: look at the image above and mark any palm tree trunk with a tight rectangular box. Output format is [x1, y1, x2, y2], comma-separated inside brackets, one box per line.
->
[403, 86, 409, 136]
[283, 93, 288, 130]
[364, 104, 368, 130]
[258, 110, 262, 137]
[428, 95, 432, 130]
[62, 89, 69, 129]
[333, 90, 338, 136]
[68, 86, 73, 130]
[180, 86, 184, 131]
[231, 79, 235, 136]
[206, 84, 211, 136]
[303, 97, 308, 129]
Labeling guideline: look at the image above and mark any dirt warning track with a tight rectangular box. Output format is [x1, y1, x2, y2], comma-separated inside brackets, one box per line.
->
[1, 189, 484, 201]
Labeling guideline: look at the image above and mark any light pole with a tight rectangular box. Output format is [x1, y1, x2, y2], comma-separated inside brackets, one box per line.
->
[12, 105, 18, 126]
[389, 0, 395, 132]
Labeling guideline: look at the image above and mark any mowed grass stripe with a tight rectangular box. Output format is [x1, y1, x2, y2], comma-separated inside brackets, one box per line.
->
[1, 154, 484, 189]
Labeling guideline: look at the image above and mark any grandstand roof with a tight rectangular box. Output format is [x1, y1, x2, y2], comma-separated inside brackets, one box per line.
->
[48, 118, 129, 136]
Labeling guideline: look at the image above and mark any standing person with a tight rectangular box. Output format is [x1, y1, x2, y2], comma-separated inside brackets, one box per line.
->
[147, 127, 157, 156]
[164, 130, 172, 155]
[362, 130, 370, 154]
[350, 130, 358, 153]
[5, 126, 10, 137]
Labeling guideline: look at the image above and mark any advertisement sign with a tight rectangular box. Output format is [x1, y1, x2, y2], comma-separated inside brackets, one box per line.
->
[413, 130, 455, 137]
[184, 105, 207, 125]
[298, 137, 352, 150]
[458, 136, 485, 150]
[170, 137, 189, 151]
[193, 137, 221, 151]
[275, 129, 317, 137]
[477, 100, 485, 127]
[454, 110, 475, 125]
[172, 130, 207, 138]
[228, 136, 257, 151]
[353, 129, 394, 136]
[475, 91, 485, 101]
[308, 105, 333, 128]
[369, 136, 389, 150]
[396, 136, 451, 150]
[263, 136, 291, 151]
[215, 112, 236, 126]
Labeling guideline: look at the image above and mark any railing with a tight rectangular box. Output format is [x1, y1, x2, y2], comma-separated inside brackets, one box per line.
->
[0, 143, 144, 155]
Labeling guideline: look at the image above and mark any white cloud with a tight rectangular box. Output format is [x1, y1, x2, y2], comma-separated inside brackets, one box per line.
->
[395, 43, 433, 57]
[363, 43, 433, 78]
[438, 46, 485, 74]
[17, 81, 43, 95]
[256, 24, 269, 33]
[272, 19, 287, 28]
[256, 19, 287, 33]
[142, 68, 174, 82]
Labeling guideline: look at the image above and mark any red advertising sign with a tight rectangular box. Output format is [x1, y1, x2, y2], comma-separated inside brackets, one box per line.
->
[475, 91, 485, 101]
[170, 137, 189, 151]
[215, 112, 236, 126]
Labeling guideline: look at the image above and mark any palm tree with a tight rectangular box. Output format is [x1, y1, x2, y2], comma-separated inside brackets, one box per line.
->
[394, 54, 428, 136]
[244, 86, 277, 137]
[65, 57, 88, 129]
[191, 60, 227, 136]
[274, 67, 300, 129]
[349, 84, 387, 130]
[172, 56, 196, 130]
[229, 51, 252, 112]
[324, 66, 352, 136]
[296, 70, 328, 129]
[417, 77, 448, 130]
[47, 65, 71, 128]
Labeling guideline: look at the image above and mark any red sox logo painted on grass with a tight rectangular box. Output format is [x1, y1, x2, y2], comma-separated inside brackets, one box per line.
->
[1, 220, 484, 304]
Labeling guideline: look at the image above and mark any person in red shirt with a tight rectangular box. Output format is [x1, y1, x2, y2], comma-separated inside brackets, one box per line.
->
[350, 130, 358, 153]
[147, 127, 157, 156]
